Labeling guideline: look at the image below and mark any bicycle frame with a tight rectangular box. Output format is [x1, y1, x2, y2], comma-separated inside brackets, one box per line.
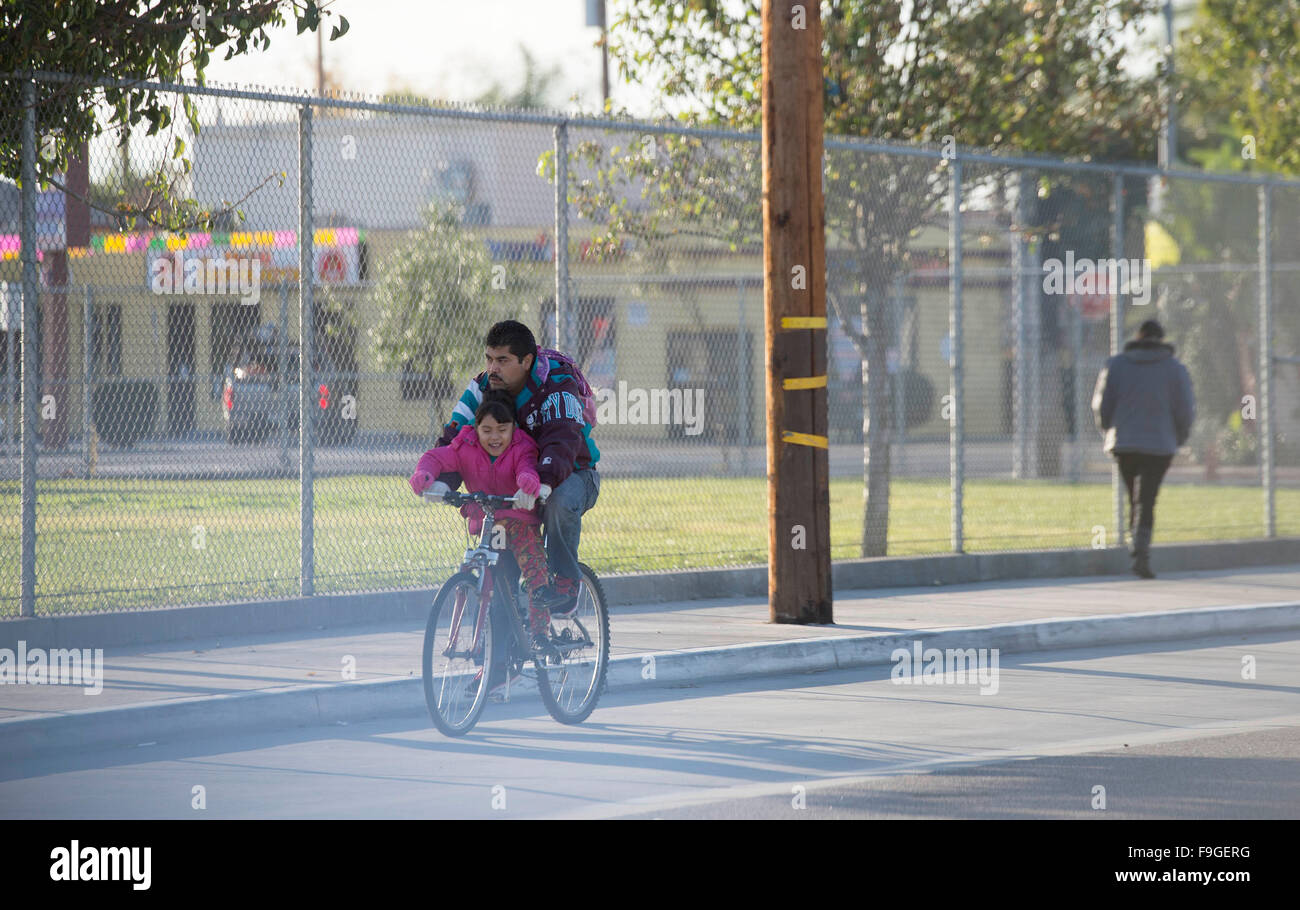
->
[421, 485, 607, 728]
[432, 491, 532, 664]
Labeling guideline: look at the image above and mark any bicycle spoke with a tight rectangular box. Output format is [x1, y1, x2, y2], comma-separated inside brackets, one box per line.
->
[536, 564, 608, 724]
[424, 574, 491, 735]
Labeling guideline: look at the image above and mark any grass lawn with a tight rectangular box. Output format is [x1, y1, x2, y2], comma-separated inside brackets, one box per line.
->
[0, 475, 1293, 615]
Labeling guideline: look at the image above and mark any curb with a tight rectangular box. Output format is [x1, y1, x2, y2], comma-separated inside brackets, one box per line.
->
[6, 537, 1297, 650]
[3, 600, 1298, 761]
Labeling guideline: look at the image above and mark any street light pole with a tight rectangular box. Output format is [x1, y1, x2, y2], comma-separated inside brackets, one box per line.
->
[587, 0, 610, 109]
[1159, 0, 1176, 170]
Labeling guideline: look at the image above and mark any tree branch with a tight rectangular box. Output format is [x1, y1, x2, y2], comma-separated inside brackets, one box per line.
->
[43, 169, 283, 234]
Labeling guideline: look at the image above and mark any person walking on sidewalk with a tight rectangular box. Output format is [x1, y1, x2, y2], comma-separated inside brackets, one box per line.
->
[1091, 319, 1196, 579]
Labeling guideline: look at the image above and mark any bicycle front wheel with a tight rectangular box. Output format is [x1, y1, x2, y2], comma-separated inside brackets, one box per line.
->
[423, 570, 492, 737]
[536, 561, 610, 725]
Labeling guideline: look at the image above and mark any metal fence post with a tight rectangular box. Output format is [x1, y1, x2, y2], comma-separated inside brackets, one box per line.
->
[1111, 172, 1126, 547]
[554, 122, 569, 350]
[1258, 183, 1275, 538]
[83, 285, 93, 479]
[1070, 300, 1085, 482]
[737, 277, 749, 472]
[5, 297, 14, 450]
[299, 104, 315, 597]
[20, 77, 38, 618]
[278, 282, 290, 472]
[949, 158, 964, 553]
[892, 273, 908, 474]
[1026, 210, 1042, 480]
[1011, 171, 1030, 479]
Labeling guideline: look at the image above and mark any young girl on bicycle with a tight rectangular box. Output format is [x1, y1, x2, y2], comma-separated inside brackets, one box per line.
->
[409, 391, 563, 640]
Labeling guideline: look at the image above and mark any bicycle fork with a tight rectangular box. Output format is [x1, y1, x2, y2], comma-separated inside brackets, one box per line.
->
[441, 574, 493, 661]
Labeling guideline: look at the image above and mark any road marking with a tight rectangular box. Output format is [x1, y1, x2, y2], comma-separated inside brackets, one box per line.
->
[542, 712, 1300, 820]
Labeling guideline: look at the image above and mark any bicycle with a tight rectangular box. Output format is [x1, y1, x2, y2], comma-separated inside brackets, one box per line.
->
[420, 488, 610, 736]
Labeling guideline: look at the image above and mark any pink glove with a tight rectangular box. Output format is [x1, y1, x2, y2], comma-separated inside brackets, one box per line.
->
[517, 472, 540, 496]
[409, 470, 434, 496]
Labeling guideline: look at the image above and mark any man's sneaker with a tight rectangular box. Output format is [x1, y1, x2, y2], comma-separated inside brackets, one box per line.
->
[548, 575, 580, 616]
[1133, 554, 1156, 579]
[530, 583, 575, 619]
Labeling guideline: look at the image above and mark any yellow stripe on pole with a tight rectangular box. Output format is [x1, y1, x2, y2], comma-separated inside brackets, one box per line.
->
[780, 316, 827, 329]
[782, 430, 828, 448]
[782, 375, 827, 390]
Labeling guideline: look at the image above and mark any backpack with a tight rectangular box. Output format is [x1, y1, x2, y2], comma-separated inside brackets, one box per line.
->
[535, 347, 598, 427]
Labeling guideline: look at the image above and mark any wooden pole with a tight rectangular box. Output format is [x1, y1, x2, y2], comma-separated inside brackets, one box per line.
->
[762, 0, 831, 623]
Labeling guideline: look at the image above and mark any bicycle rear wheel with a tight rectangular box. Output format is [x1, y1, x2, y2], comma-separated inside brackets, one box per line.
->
[536, 561, 609, 725]
[423, 570, 492, 737]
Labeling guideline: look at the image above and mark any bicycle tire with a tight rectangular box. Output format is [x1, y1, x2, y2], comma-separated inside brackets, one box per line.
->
[422, 570, 493, 737]
[536, 561, 610, 725]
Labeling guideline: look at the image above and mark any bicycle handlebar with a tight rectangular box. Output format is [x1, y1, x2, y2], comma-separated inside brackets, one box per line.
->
[422, 489, 548, 508]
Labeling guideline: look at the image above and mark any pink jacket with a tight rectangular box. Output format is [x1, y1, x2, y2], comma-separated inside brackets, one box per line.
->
[413, 425, 541, 530]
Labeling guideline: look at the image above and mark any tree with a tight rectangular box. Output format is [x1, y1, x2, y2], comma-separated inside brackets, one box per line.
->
[370, 202, 539, 429]
[1, 0, 349, 231]
[1154, 0, 1300, 466]
[562, 0, 1161, 556]
[1177, 0, 1300, 178]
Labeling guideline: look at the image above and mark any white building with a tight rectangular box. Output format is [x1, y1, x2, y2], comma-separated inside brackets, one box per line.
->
[192, 113, 557, 230]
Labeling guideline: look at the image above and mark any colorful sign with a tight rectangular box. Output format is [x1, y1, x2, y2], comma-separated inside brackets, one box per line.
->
[142, 228, 363, 289]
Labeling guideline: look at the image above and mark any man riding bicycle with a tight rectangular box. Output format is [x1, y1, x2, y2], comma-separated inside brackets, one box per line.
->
[412, 320, 601, 693]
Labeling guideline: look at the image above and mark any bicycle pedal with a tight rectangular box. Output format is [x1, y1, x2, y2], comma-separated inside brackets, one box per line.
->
[532, 639, 563, 663]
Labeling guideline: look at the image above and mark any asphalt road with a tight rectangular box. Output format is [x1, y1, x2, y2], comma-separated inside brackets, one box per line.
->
[1, 633, 1297, 820]
[620, 725, 1300, 819]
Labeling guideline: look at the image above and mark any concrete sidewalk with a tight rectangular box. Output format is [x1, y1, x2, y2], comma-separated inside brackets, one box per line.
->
[2, 565, 1298, 758]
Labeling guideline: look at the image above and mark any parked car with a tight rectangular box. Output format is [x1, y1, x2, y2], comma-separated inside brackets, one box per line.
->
[222, 323, 357, 446]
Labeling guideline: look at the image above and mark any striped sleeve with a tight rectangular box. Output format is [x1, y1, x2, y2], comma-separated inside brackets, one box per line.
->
[434, 375, 485, 448]
[449, 379, 482, 428]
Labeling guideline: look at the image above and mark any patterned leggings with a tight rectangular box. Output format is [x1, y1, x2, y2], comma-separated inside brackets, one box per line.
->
[497, 519, 549, 593]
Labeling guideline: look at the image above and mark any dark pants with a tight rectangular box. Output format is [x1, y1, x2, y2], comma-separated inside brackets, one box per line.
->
[1116, 452, 1173, 556]
[488, 468, 599, 678]
[541, 467, 601, 581]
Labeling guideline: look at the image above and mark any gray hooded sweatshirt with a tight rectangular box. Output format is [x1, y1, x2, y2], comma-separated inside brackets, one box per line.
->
[1091, 338, 1195, 456]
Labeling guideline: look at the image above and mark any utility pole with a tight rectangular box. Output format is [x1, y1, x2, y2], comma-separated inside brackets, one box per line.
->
[762, 0, 832, 624]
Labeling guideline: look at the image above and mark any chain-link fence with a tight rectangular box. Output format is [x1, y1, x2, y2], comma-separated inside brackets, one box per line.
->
[3, 71, 1298, 616]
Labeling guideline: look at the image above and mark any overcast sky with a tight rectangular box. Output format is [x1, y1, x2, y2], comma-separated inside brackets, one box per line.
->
[78, 1, 1180, 192]
[195, 0, 1185, 120]
[202, 0, 648, 115]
